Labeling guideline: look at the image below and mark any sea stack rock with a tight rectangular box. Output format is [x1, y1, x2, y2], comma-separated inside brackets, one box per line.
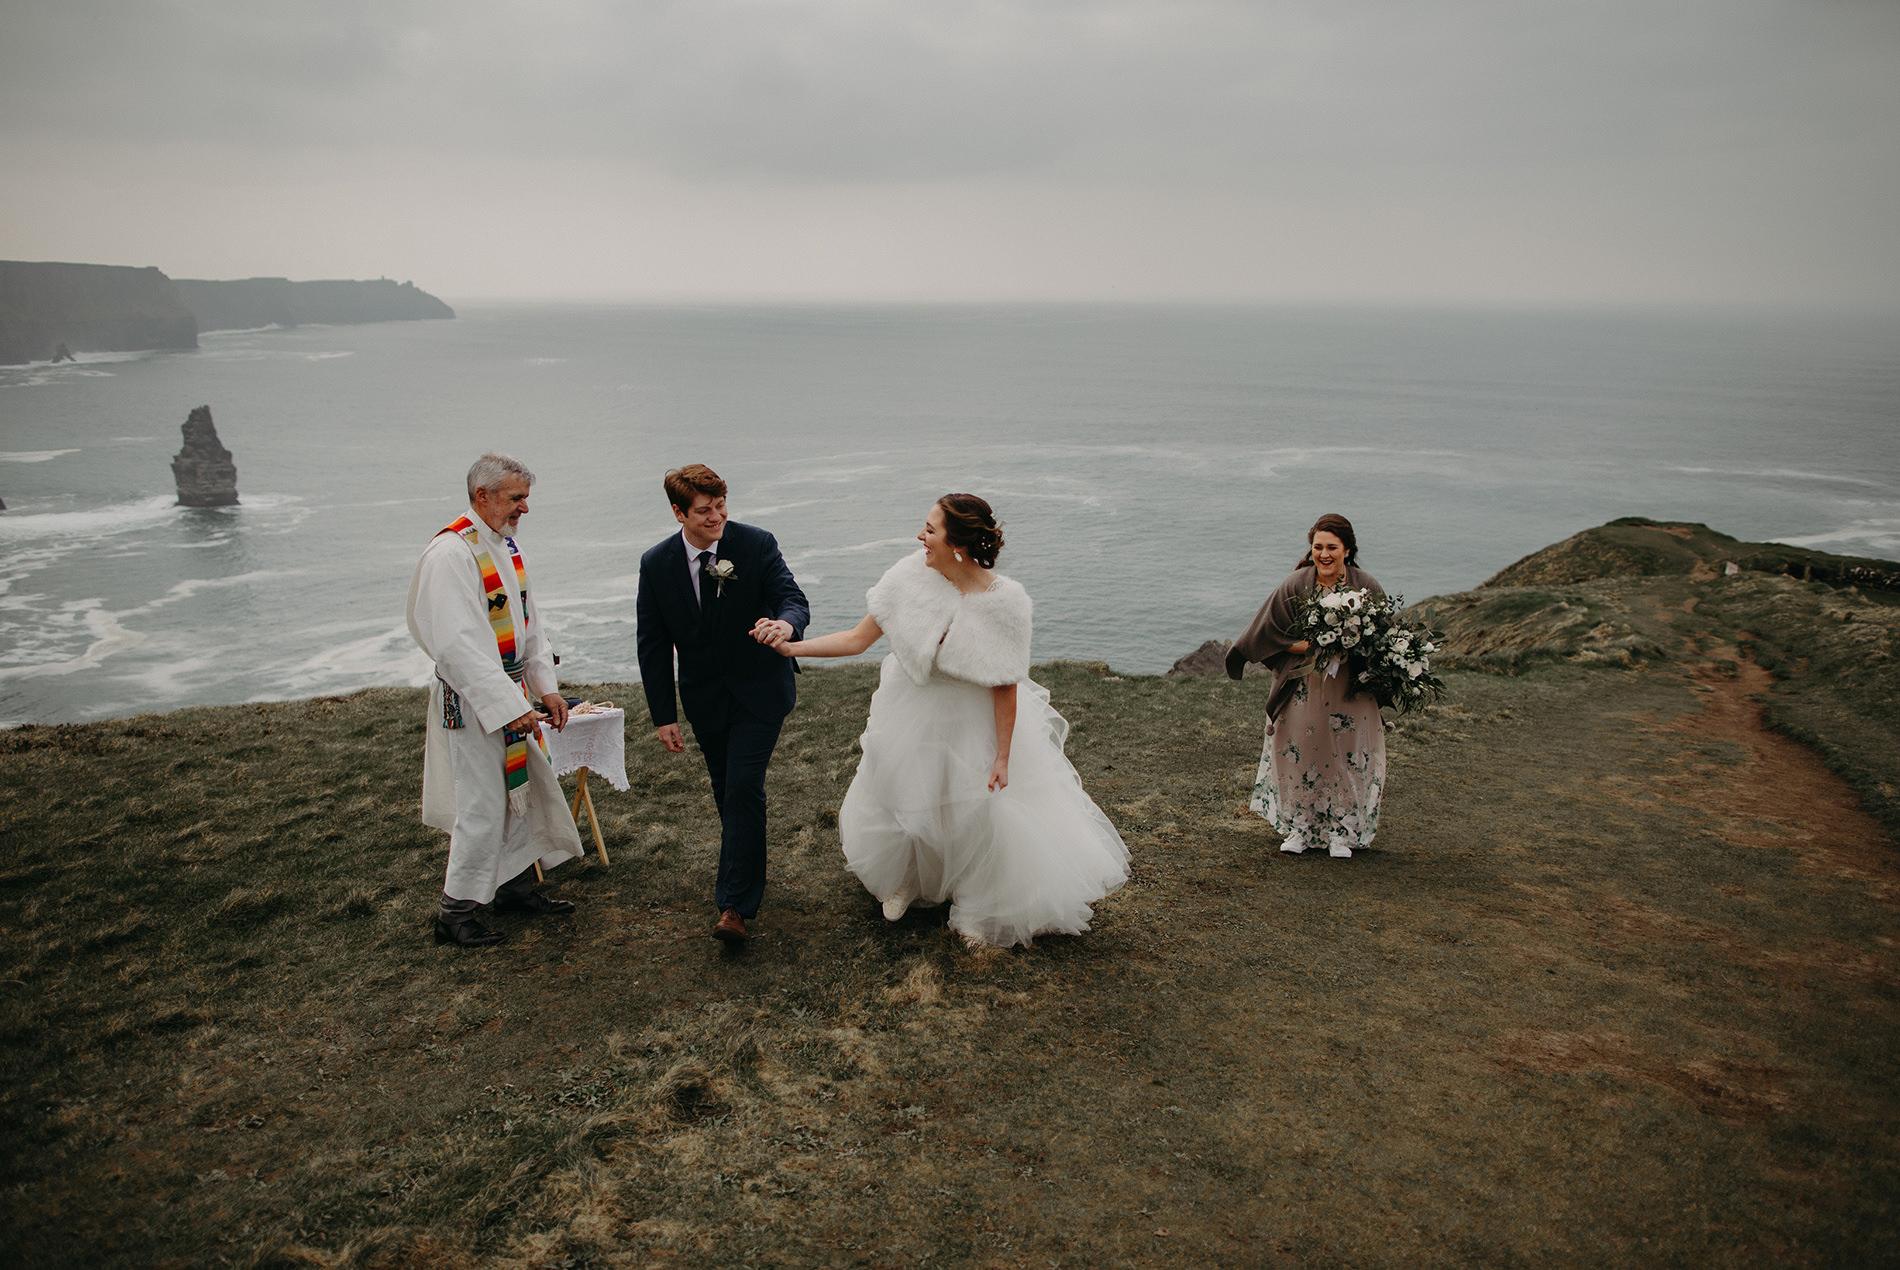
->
[171, 405, 239, 507]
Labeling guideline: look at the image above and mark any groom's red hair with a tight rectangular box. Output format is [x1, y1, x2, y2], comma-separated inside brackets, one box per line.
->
[664, 464, 727, 513]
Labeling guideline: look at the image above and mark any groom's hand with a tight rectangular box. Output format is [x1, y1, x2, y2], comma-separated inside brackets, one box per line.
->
[655, 723, 685, 753]
[752, 618, 792, 647]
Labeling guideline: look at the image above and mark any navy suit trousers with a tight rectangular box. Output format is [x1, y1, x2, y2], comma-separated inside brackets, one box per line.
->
[695, 696, 782, 919]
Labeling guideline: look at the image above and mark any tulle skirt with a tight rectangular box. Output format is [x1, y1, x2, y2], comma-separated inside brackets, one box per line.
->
[839, 655, 1130, 948]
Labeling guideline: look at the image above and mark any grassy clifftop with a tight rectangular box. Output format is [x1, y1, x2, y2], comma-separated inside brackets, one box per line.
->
[1, 521, 1896, 1267]
[1411, 520, 1900, 835]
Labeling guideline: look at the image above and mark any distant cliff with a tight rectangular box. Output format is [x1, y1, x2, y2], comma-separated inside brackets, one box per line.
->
[0, 261, 198, 366]
[172, 277, 454, 333]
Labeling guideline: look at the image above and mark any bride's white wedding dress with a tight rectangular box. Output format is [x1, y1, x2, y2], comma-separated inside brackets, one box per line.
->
[838, 551, 1128, 949]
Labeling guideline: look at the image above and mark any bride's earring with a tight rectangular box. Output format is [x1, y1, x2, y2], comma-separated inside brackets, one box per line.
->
[954, 550, 964, 563]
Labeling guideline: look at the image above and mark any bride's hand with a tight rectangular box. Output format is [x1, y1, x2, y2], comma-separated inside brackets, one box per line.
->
[987, 756, 1009, 791]
[1289, 639, 1311, 654]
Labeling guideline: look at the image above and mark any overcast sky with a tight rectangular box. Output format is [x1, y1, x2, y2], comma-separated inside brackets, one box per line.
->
[3, 0, 1897, 305]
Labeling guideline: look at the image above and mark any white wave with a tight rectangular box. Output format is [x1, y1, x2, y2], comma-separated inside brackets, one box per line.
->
[109, 436, 155, 443]
[788, 536, 914, 562]
[524, 357, 569, 365]
[340, 495, 457, 509]
[0, 496, 179, 541]
[760, 464, 894, 487]
[1773, 520, 1900, 559]
[279, 621, 433, 691]
[303, 351, 355, 361]
[743, 499, 820, 517]
[0, 605, 146, 681]
[129, 570, 296, 616]
[538, 591, 638, 612]
[0, 449, 79, 463]
[1671, 465, 1890, 490]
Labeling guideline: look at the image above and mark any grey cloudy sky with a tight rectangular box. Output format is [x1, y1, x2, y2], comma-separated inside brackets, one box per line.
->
[3, 0, 1897, 304]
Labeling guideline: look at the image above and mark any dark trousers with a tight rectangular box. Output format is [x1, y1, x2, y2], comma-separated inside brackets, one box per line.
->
[695, 699, 783, 919]
[439, 867, 538, 921]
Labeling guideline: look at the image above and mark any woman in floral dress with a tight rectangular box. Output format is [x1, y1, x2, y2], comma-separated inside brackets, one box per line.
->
[1225, 514, 1386, 858]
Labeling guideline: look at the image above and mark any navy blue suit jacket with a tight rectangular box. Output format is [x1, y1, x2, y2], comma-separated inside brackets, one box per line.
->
[636, 521, 810, 732]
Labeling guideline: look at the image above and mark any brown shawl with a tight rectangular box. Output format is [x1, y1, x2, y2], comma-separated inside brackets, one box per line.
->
[1225, 564, 1385, 722]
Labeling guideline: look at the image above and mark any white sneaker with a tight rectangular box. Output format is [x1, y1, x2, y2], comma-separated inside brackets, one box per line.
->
[1328, 841, 1353, 858]
[881, 887, 915, 922]
[1280, 833, 1308, 855]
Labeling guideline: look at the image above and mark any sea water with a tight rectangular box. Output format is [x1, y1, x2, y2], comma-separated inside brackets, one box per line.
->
[1, 304, 1896, 726]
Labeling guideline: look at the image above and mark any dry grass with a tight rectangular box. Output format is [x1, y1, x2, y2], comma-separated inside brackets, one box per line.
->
[2, 568, 1897, 1267]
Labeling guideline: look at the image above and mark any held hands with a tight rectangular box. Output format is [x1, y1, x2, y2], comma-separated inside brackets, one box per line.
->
[1288, 639, 1312, 654]
[751, 617, 796, 655]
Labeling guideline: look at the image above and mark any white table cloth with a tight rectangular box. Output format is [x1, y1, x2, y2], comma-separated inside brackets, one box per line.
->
[539, 708, 628, 791]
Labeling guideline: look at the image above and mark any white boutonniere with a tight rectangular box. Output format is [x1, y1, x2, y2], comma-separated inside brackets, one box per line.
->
[707, 558, 737, 597]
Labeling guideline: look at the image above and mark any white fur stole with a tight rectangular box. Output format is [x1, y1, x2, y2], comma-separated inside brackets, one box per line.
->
[866, 550, 1032, 687]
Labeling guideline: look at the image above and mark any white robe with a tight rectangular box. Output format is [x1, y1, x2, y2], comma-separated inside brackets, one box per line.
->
[406, 517, 582, 903]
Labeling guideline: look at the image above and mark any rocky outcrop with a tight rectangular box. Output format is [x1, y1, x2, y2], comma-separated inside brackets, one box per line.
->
[172, 277, 455, 332]
[171, 406, 239, 507]
[1166, 638, 1263, 678]
[0, 261, 199, 366]
[1486, 518, 1900, 594]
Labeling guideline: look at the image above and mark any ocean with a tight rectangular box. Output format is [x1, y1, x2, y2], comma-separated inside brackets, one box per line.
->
[2, 303, 1896, 726]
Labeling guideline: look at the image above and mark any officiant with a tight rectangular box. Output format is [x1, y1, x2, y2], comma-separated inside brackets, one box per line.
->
[406, 452, 583, 948]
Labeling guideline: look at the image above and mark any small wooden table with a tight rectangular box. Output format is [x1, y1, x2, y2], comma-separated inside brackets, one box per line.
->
[536, 707, 627, 870]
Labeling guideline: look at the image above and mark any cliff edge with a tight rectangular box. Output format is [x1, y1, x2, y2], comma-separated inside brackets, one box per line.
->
[0, 260, 198, 366]
[1406, 518, 1900, 834]
[172, 276, 454, 333]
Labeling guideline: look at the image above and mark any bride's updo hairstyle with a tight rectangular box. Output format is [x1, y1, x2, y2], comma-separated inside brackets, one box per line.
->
[936, 493, 1005, 569]
[1296, 512, 1359, 568]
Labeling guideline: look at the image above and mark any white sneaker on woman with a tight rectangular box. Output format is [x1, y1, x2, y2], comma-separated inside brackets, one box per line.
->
[1280, 833, 1308, 855]
[881, 887, 915, 922]
[1328, 840, 1353, 858]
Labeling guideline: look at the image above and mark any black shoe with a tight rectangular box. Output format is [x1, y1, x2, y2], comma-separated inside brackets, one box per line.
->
[434, 915, 508, 947]
[492, 890, 577, 916]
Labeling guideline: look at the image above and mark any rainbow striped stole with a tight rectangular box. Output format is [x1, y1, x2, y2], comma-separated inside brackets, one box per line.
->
[439, 515, 550, 802]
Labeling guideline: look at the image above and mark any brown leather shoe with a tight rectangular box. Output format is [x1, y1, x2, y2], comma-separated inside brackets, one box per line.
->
[713, 908, 748, 943]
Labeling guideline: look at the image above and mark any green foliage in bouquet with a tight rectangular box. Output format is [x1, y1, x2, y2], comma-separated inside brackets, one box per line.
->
[1290, 587, 1446, 714]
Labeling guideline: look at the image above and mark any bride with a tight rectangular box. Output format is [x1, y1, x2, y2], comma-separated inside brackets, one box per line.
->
[755, 494, 1128, 949]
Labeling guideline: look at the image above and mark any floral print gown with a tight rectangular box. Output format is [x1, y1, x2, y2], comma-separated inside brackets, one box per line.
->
[1251, 659, 1386, 850]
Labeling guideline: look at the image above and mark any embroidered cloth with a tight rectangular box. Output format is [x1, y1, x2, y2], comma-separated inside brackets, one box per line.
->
[538, 708, 630, 792]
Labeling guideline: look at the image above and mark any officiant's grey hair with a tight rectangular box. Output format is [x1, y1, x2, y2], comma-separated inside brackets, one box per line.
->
[467, 453, 535, 499]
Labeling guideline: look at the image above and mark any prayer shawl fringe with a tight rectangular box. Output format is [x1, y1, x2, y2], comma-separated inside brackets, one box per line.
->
[866, 550, 1032, 687]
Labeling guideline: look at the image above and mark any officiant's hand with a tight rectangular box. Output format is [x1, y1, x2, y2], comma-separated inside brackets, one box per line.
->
[655, 723, 685, 753]
[540, 693, 569, 732]
[1289, 640, 1311, 654]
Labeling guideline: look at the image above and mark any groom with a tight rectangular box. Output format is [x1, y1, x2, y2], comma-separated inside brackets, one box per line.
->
[636, 464, 809, 943]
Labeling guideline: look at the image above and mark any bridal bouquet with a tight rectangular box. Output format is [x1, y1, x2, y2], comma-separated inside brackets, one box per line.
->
[1289, 587, 1444, 714]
